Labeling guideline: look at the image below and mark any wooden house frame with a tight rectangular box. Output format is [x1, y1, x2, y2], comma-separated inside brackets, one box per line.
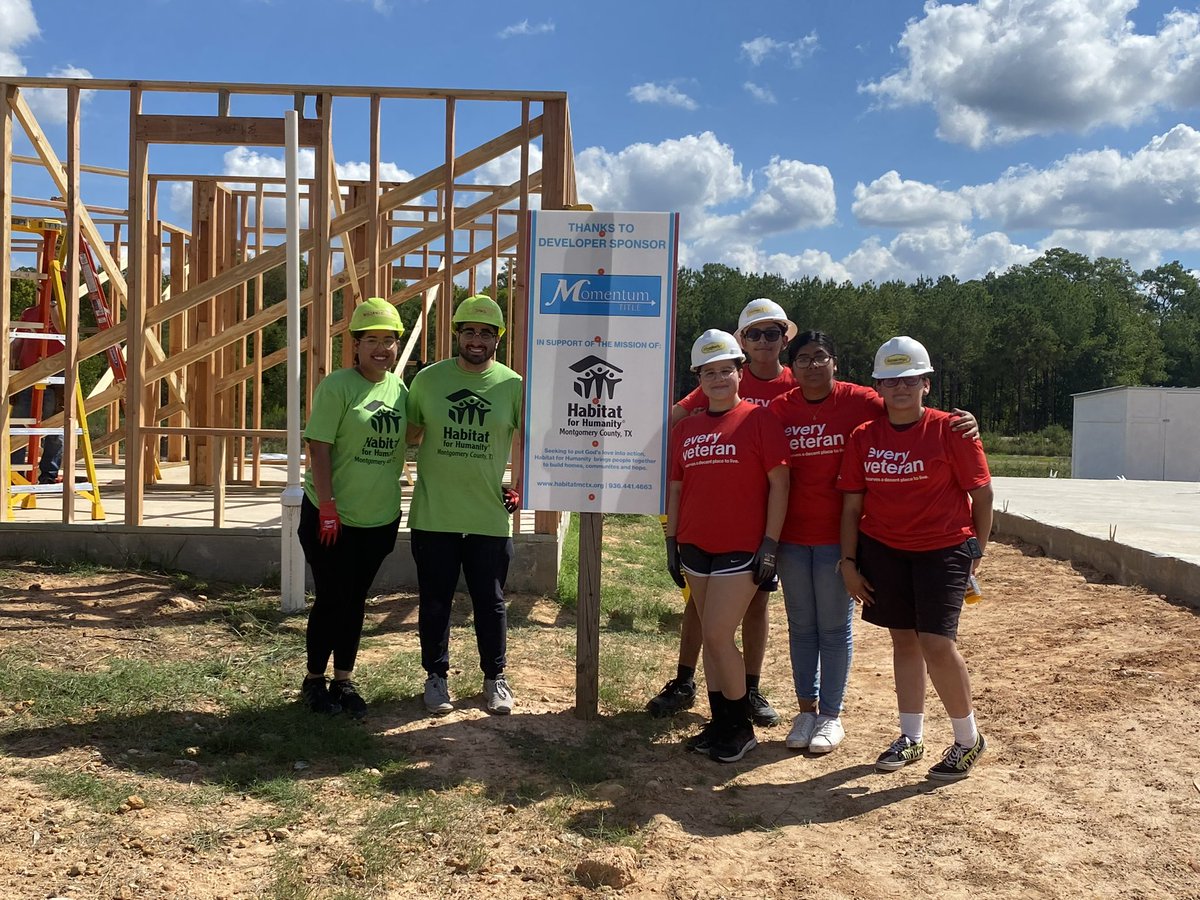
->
[1, 77, 576, 540]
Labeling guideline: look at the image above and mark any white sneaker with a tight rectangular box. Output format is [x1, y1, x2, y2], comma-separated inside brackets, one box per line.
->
[484, 674, 514, 715]
[808, 715, 845, 753]
[785, 711, 818, 750]
[423, 674, 453, 715]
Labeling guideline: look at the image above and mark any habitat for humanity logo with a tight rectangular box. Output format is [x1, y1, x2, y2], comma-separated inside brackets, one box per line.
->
[570, 355, 623, 401]
[364, 400, 404, 434]
[540, 274, 661, 318]
[446, 389, 491, 426]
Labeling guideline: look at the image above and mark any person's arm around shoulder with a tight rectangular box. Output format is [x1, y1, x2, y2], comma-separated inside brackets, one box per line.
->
[949, 406, 981, 440]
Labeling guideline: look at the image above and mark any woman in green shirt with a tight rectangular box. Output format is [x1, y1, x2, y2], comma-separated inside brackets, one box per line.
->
[298, 298, 409, 718]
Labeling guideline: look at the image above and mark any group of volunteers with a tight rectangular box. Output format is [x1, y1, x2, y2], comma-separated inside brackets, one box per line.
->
[296, 294, 521, 721]
[659, 299, 993, 780]
[289, 290, 993, 783]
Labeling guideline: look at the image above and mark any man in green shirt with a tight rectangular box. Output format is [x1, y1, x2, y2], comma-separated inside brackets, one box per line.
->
[406, 295, 523, 715]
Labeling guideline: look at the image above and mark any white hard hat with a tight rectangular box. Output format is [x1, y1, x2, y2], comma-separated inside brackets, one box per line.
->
[872, 336, 934, 379]
[691, 329, 745, 371]
[737, 298, 797, 342]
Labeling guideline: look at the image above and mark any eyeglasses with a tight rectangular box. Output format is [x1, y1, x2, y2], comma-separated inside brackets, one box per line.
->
[743, 327, 784, 342]
[879, 375, 925, 388]
[357, 336, 398, 349]
[458, 328, 498, 341]
[700, 366, 738, 382]
[792, 353, 834, 368]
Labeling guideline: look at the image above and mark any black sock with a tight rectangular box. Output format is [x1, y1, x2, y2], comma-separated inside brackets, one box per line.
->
[677, 665, 696, 685]
[745, 673, 761, 691]
[707, 690, 723, 723]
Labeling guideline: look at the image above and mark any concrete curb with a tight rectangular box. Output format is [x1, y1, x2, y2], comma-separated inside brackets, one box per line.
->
[994, 510, 1199, 609]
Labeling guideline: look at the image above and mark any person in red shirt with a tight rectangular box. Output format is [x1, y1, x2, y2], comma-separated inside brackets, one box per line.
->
[768, 332, 978, 756]
[665, 329, 790, 763]
[837, 336, 993, 781]
[649, 299, 796, 729]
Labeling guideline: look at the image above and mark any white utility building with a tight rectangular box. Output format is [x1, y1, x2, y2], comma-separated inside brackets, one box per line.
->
[1071, 386, 1200, 481]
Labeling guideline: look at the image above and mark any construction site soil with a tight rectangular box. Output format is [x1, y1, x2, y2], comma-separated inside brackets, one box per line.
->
[0, 538, 1197, 899]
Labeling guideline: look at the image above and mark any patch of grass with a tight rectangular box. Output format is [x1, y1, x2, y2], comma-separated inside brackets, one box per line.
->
[558, 514, 687, 634]
[987, 453, 1071, 478]
[0, 655, 234, 722]
[30, 769, 141, 812]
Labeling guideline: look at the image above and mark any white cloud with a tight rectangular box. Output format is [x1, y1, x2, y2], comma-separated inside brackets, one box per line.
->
[838, 225, 1038, 283]
[743, 81, 777, 104]
[862, 0, 1200, 147]
[627, 82, 698, 111]
[0, 0, 37, 75]
[0, 2, 93, 125]
[967, 123, 1200, 230]
[498, 19, 554, 38]
[574, 131, 751, 231]
[741, 33, 819, 67]
[1039, 227, 1200, 272]
[343, 0, 392, 14]
[853, 170, 973, 228]
[728, 156, 836, 237]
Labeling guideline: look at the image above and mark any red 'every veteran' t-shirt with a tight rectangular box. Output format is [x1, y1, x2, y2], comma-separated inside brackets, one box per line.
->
[837, 407, 990, 552]
[677, 365, 796, 412]
[768, 380, 883, 545]
[670, 400, 789, 554]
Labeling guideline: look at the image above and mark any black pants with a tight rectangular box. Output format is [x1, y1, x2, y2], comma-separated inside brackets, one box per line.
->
[298, 496, 400, 674]
[411, 529, 513, 679]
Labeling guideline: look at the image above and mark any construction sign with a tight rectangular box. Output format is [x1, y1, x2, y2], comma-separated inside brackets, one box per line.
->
[522, 210, 678, 514]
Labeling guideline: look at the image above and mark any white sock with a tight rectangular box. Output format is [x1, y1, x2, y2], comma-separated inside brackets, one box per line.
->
[951, 712, 979, 747]
[899, 712, 924, 742]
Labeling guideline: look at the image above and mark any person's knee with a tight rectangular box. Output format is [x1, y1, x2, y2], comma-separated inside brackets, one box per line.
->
[917, 632, 959, 663]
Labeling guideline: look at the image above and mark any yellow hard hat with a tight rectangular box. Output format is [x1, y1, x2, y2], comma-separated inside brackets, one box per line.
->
[349, 297, 405, 335]
[452, 294, 506, 337]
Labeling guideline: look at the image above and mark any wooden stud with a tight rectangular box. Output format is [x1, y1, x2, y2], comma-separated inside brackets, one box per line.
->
[135, 114, 321, 146]
[61, 85, 81, 523]
[0, 85, 13, 518]
[125, 88, 148, 522]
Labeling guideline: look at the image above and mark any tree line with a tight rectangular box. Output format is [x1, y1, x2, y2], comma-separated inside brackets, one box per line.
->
[674, 249, 1200, 433]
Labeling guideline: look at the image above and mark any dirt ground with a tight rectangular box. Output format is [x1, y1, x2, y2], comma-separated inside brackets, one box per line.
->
[1, 538, 1198, 900]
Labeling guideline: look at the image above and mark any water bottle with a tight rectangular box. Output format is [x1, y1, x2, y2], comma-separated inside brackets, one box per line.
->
[964, 575, 983, 606]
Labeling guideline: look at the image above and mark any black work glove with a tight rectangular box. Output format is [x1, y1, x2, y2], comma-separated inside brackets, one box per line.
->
[753, 536, 779, 586]
[665, 537, 686, 589]
[502, 487, 520, 513]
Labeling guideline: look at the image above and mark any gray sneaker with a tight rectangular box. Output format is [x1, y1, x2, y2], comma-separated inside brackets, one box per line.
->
[423, 674, 453, 715]
[484, 674, 514, 715]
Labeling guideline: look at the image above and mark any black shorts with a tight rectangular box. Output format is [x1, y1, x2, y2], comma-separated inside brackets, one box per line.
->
[679, 543, 755, 578]
[857, 532, 973, 639]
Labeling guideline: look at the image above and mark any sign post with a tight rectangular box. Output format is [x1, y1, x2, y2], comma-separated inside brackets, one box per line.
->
[523, 210, 679, 717]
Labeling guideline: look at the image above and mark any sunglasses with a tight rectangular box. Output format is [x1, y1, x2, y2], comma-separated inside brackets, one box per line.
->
[878, 375, 925, 387]
[743, 327, 784, 342]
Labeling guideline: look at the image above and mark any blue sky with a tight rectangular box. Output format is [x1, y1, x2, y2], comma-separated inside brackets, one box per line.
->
[4, 0, 1200, 283]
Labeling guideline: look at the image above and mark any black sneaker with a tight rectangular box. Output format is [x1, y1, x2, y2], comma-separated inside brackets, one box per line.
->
[928, 732, 986, 782]
[747, 687, 781, 727]
[647, 677, 696, 718]
[875, 734, 926, 772]
[683, 720, 720, 754]
[328, 679, 368, 719]
[709, 723, 758, 763]
[301, 676, 341, 714]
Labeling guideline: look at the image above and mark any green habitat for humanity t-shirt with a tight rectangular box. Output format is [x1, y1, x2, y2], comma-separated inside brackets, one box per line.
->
[302, 368, 408, 528]
[406, 358, 523, 537]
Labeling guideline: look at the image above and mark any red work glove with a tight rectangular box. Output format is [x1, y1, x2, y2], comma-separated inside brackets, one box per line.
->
[502, 487, 520, 513]
[318, 500, 342, 547]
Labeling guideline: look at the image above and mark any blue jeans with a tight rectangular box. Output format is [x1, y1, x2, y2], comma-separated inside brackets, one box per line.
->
[778, 542, 855, 717]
